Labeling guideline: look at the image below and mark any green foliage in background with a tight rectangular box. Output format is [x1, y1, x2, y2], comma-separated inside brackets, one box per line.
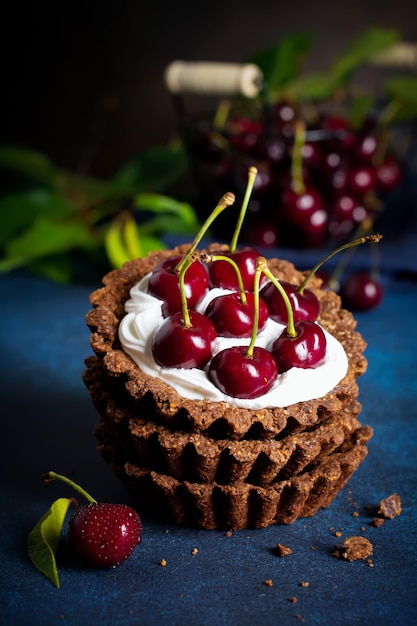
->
[1, 26, 416, 282]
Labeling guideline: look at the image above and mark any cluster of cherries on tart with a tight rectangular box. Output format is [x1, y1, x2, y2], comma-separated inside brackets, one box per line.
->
[146, 244, 327, 400]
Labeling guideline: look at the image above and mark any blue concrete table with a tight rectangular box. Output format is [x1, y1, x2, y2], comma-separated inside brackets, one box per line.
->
[1, 239, 417, 625]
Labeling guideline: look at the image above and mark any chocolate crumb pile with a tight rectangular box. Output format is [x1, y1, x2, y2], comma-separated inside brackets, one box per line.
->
[83, 244, 372, 530]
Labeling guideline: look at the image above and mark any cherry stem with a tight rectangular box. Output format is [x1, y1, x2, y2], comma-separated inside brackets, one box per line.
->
[258, 257, 297, 338]
[230, 166, 258, 253]
[175, 192, 235, 275]
[291, 120, 306, 196]
[298, 233, 383, 294]
[43, 470, 97, 504]
[200, 253, 247, 304]
[178, 252, 199, 328]
[245, 259, 263, 358]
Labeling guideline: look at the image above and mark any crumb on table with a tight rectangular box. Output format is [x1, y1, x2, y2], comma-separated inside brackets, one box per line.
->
[275, 543, 292, 556]
[377, 493, 402, 519]
[331, 536, 373, 562]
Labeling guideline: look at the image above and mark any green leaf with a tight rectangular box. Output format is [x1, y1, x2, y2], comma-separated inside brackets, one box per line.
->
[0, 188, 74, 248]
[110, 142, 188, 195]
[279, 27, 400, 102]
[27, 497, 74, 588]
[346, 92, 376, 128]
[134, 192, 199, 235]
[0, 217, 93, 273]
[27, 253, 74, 283]
[331, 27, 400, 80]
[385, 76, 417, 106]
[137, 234, 166, 257]
[104, 219, 132, 269]
[248, 32, 312, 90]
[282, 71, 343, 101]
[0, 145, 55, 185]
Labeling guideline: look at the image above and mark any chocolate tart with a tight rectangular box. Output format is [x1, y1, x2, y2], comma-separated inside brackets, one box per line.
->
[83, 243, 371, 529]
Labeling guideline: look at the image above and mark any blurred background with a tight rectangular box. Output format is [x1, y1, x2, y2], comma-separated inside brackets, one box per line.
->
[1, 0, 417, 287]
[3, 0, 417, 178]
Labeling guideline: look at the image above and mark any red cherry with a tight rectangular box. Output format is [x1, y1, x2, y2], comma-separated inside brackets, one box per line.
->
[151, 310, 216, 369]
[320, 114, 356, 153]
[205, 291, 269, 338]
[208, 346, 278, 399]
[346, 165, 377, 195]
[340, 272, 383, 311]
[68, 503, 142, 568]
[147, 255, 208, 317]
[354, 132, 378, 162]
[281, 185, 324, 228]
[260, 280, 320, 323]
[271, 320, 327, 372]
[207, 247, 262, 291]
[229, 117, 264, 154]
[255, 134, 287, 168]
[248, 222, 278, 248]
[375, 155, 402, 193]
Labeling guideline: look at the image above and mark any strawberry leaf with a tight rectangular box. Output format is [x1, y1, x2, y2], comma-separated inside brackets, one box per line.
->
[27, 497, 75, 588]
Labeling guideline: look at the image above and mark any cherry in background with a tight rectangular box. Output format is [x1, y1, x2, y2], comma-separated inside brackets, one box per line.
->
[340, 272, 384, 311]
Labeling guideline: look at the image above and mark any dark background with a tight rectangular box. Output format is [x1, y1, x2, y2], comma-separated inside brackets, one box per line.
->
[3, 0, 417, 179]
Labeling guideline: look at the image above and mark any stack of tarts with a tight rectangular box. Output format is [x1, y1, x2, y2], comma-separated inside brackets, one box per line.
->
[83, 238, 372, 530]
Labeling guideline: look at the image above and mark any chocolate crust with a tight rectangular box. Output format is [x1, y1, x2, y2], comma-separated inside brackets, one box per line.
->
[96, 421, 372, 530]
[84, 355, 366, 487]
[85, 244, 367, 440]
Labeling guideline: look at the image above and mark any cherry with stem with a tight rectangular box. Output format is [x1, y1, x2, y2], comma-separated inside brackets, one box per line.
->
[201, 252, 269, 337]
[208, 259, 278, 399]
[152, 252, 217, 369]
[261, 232, 383, 323]
[260, 259, 327, 373]
[43, 471, 142, 568]
[148, 192, 235, 316]
[207, 167, 265, 290]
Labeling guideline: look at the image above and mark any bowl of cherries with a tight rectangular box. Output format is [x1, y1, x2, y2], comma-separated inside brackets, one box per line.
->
[165, 29, 417, 256]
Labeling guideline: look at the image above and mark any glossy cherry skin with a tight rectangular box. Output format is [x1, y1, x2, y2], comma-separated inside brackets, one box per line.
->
[281, 185, 324, 229]
[147, 255, 208, 317]
[271, 320, 327, 372]
[68, 503, 142, 568]
[205, 291, 269, 338]
[346, 165, 377, 195]
[260, 280, 320, 324]
[208, 346, 278, 399]
[376, 156, 402, 193]
[207, 247, 262, 291]
[152, 310, 216, 369]
[340, 272, 383, 311]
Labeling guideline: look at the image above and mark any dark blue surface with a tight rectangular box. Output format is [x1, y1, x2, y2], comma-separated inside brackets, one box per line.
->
[1, 260, 417, 626]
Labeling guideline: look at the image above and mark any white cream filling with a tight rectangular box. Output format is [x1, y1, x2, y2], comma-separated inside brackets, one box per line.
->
[119, 274, 348, 409]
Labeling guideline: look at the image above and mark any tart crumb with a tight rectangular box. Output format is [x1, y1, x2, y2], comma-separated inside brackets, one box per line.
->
[275, 543, 292, 556]
[288, 597, 297, 604]
[377, 493, 402, 519]
[159, 559, 167, 567]
[331, 536, 373, 561]
[299, 581, 309, 587]
[263, 579, 273, 587]
[191, 547, 199, 555]
[371, 517, 385, 528]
